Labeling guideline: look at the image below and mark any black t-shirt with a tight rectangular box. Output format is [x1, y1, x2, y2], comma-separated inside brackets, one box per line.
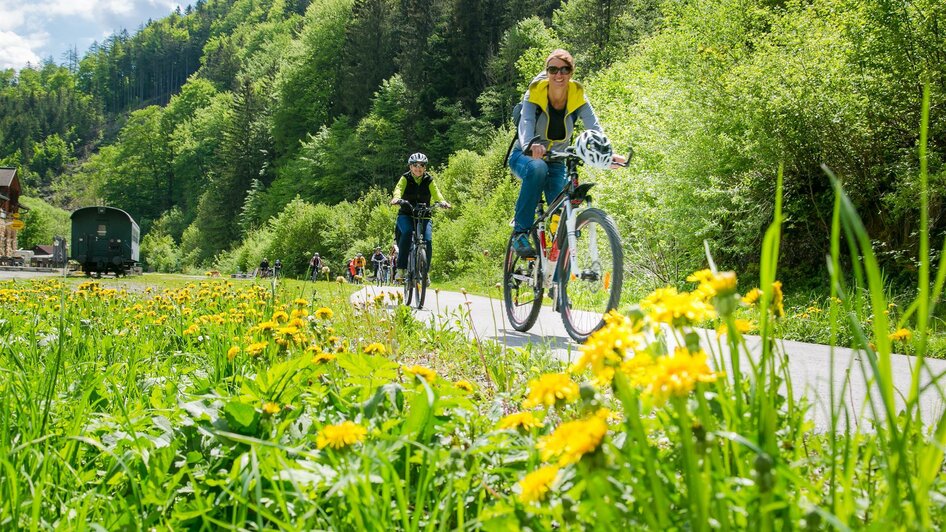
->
[547, 102, 567, 141]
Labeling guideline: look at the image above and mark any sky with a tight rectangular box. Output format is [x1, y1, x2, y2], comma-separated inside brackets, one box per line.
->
[0, 0, 183, 71]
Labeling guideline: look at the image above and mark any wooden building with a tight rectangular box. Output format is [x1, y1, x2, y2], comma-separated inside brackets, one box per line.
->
[0, 167, 24, 258]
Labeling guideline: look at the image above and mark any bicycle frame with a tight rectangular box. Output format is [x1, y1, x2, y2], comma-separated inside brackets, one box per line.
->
[531, 156, 597, 289]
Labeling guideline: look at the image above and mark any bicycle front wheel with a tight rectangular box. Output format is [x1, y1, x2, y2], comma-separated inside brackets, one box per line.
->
[503, 231, 544, 331]
[414, 249, 428, 309]
[559, 208, 623, 342]
[404, 253, 415, 306]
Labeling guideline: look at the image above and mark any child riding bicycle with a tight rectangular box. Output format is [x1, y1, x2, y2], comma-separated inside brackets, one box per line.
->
[389, 152, 451, 282]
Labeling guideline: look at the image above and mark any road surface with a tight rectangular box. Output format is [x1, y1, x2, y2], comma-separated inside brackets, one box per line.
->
[353, 285, 946, 432]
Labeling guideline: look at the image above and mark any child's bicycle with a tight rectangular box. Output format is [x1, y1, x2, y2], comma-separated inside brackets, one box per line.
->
[503, 140, 629, 342]
[395, 200, 444, 309]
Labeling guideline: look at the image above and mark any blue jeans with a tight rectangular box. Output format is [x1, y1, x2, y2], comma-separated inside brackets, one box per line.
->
[509, 147, 567, 232]
[396, 215, 432, 270]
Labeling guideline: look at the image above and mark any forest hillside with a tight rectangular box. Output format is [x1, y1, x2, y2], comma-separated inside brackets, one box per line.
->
[1, 0, 943, 292]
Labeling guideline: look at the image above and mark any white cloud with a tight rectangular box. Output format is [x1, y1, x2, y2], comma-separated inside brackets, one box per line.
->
[0, 30, 43, 69]
[0, 2, 28, 31]
[0, 0, 181, 70]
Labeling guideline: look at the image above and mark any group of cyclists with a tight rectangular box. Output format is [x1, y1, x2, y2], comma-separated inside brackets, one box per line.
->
[256, 258, 281, 278]
[387, 48, 619, 281]
[296, 48, 621, 306]
[341, 246, 399, 283]
[304, 246, 400, 284]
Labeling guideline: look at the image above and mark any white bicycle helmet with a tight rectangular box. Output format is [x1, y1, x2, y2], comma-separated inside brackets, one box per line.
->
[574, 130, 613, 169]
[408, 152, 428, 165]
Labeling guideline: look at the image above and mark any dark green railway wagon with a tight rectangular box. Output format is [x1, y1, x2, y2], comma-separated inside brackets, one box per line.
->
[70, 206, 140, 276]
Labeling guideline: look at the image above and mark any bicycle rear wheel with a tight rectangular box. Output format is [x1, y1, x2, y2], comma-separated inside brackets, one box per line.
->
[414, 249, 428, 309]
[559, 208, 623, 342]
[503, 231, 544, 331]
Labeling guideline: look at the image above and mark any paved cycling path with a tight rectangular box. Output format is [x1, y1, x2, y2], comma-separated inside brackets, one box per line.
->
[355, 286, 946, 431]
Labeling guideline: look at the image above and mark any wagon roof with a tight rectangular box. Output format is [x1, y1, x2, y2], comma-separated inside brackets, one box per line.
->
[71, 206, 138, 225]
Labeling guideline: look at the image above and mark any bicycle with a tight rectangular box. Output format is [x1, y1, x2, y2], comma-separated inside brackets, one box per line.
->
[396, 201, 440, 309]
[503, 144, 627, 342]
[373, 259, 390, 286]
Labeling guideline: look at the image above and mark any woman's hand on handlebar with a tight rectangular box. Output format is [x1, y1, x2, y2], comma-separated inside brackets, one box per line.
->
[436, 201, 452, 209]
[529, 144, 547, 159]
[390, 198, 407, 206]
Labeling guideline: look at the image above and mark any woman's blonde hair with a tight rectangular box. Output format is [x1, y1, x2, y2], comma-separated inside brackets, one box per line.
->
[546, 49, 575, 68]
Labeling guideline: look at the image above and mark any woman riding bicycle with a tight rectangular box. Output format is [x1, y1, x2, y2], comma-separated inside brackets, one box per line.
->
[389, 152, 451, 282]
[508, 49, 626, 258]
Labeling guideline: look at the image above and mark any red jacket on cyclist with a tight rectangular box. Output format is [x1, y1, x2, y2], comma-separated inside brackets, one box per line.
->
[389, 152, 451, 282]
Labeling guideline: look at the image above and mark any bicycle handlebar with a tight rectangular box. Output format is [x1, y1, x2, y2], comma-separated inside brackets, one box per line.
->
[396, 200, 449, 210]
[525, 135, 633, 167]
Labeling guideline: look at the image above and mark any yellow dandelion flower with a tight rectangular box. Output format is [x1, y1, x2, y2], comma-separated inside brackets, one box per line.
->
[290, 309, 308, 320]
[315, 307, 334, 319]
[272, 310, 289, 323]
[313, 352, 337, 364]
[522, 373, 579, 409]
[572, 311, 646, 385]
[641, 287, 716, 325]
[688, 269, 737, 299]
[316, 421, 367, 450]
[183, 324, 200, 336]
[537, 416, 608, 465]
[227, 346, 241, 360]
[276, 325, 299, 337]
[715, 318, 754, 338]
[742, 288, 762, 305]
[294, 298, 308, 307]
[634, 347, 720, 405]
[256, 320, 278, 333]
[363, 342, 386, 355]
[405, 365, 437, 383]
[455, 380, 474, 393]
[516, 466, 560, 504]
[888, 328, 912, 342]
[262, 402, 280, 415]
[497, 411, 543, 431]
[246, 341, 268, 357]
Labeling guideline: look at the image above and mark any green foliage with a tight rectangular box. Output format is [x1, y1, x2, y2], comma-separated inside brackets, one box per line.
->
[478, 17, 559, 124]
[16, 196, 70, 250]
[553, 0, 659, 71]
[140, 230, 181, 272]
[98, 105, 172, 232]
[271, 0, 355, 158]
[0, 62, 100, 190]
[28, 134, 75, 192]
[433, 134, 519, 283]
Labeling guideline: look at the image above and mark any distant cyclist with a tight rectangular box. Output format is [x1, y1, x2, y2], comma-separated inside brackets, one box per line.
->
[389, 152, 451, 282]
[508, 49, 625, 258]
[370, 246, 388, 280]
[388, 244, 398, 272]
[309, 252, 323, 279]
[353, 253, 366, 278]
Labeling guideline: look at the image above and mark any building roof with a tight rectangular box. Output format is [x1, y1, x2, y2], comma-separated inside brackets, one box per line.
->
[32, 245, 55, 255]
[0, 167, 16, 188]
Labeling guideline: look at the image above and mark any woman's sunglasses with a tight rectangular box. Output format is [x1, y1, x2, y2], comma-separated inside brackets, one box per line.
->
[546, 65, 572, 75]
